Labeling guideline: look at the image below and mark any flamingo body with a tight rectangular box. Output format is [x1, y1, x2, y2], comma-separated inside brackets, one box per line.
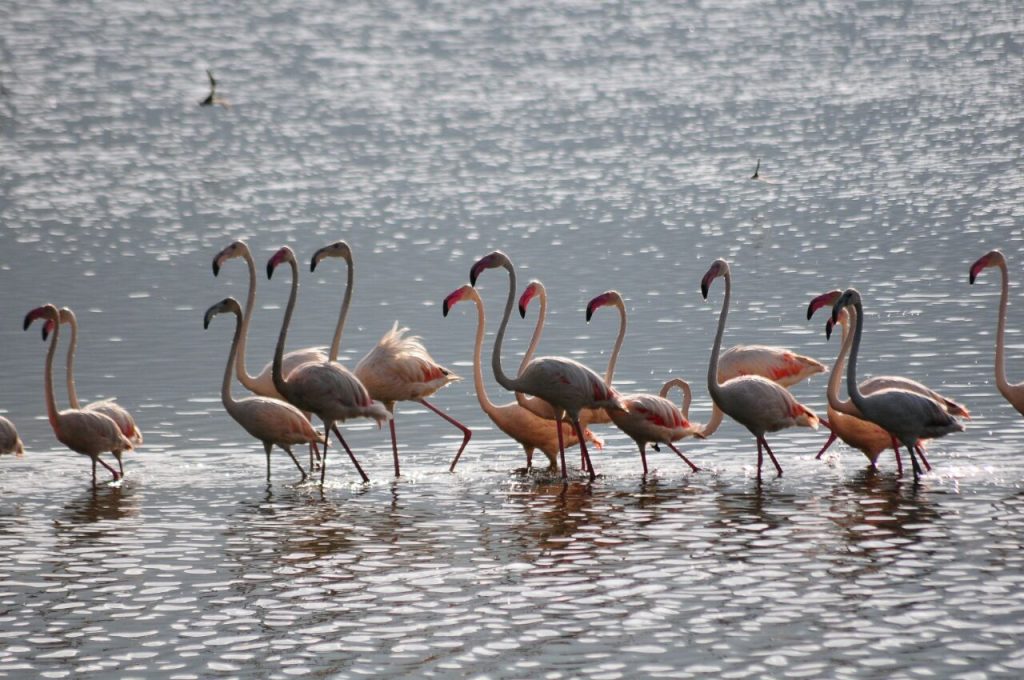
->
[718, 345, 824, 388]
[0, 416, 24, 456]
[355, 323, 459, 406]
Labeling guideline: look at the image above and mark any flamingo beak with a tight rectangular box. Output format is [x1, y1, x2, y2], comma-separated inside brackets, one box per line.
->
[212, 258, 222, 276]
[825, 318, 835, 341]
[700, 274, 712, 300]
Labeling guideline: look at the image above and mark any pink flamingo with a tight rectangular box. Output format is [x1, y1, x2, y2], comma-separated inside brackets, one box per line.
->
[352, 252, 471, 477]
[43, 307, 142, 475]
[204, 297, 319, 482]
[0, 416, 23, 456]
[442, 284, 603, 471]
[702, 259, 820, 477]
[469, 251, 625, 481]
[587, 290, 703, 474]
[808, 291, 969, 472]
[970, 250, 1024, 415]
[829, 288, 964, 478]
[24, 304, 131, 484]
[267, 246, 390, 484]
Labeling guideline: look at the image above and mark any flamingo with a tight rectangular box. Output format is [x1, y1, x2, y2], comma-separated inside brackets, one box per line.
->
[203, 297, 318, 482]
[586, 290, 703, 475]
[442, 284, 603, 471]
[808, 290, 969, 472]
[0, 416, 23, 456]
[829, 288, 964, 478]
[24, 304, 131, 484]
[266, 246, 390, 484]
[43, 308, 142, 475]
[969, 250, 1024, 415]
[469, 251, 625, 481]
[516, 281, 616, 428]
[353, 264, 470, 476]
[701, 259, 820, 477]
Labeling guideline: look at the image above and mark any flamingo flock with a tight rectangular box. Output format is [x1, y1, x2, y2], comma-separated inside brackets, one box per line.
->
[12, 245, 1021, 486]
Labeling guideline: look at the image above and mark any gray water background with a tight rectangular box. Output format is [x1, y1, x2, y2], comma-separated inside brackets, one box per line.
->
[1, 0, 1023, 677]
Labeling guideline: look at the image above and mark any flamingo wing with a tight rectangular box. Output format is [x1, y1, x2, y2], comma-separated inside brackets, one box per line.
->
[861, 376, 970, 419]
[231, 396, 321, 447]
[355, 322, 459, 402]
[719, 345, 825, 387]
[57, 409, 133, 456]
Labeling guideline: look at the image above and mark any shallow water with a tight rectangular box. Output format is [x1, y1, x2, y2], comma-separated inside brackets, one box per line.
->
[1, 0, 1023, 677]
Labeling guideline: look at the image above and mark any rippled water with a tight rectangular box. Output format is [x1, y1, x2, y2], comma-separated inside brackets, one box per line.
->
[1, 0, 1022, 676]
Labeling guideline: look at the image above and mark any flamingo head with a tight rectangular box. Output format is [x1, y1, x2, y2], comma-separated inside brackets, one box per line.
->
[518, 280, 544, 318]
[212, 240, 249, 276]
[825, 317, 836, 341]
[701, 259, 729, 300]
[310, 241, 353, 273]
[23, 304, 58, 334]
[203, 297, 242, 329]
[807, 290, 843, 321]
[41, 319, 55, 341]
[470, 251, 511, 287]
[585, 290, 623, 322]
[266, 246, 295, 280]
[831, 288, 861, 325]
[969, 250, 1004, 285]
[442, 285, 476, 317]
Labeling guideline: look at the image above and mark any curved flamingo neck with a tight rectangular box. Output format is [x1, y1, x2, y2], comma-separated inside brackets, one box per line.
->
[235, 248, 262, 392]
[706, 270, 730, 406]
[465, 291, 500, 419]
[605, 299, 626, 386]
[659, 378, 692, 418]
[271, 256, 300, 398]
[826, 309, 858, 415]
[518, 285, 546, 376]
[221, 309, 243, 410]
[845, 297, 870, 415]
[328, 255, 354, 363]
[994, 259, 1017, 397]
[63, 310, 80, 410]
[42, 311, 63, 437]
[490, 260, 519, 393]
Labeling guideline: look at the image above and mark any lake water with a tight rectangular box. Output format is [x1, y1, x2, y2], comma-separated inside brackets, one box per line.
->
[1, 0, 1023, 677]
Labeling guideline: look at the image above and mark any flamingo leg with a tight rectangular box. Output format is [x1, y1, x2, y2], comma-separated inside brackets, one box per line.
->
[666, 442, 700, 473]
[264, 442, 272, 481]
[280, 445, 307, 482]
[556, 414, 568, 480]
[388, 419, 400, 477]
[330, 424, 369, 483]
[573, 419, 596, 481]
[756, 438, 764, 478]
[917, 446, 932, 472]
[91, 457, 97, 484]
[96, 456, 120, 481]
[908, 444, 923, 479]
[319, 426, 331, 484]
[760, 436, 783, 477]
[524, 446, 534, 471]
[416, 399, 472, 473]
[116, 454, 125, 477]
[890, 436, 903, 475]
[814, 432, 838, 460]
[637, 442, 649, 476]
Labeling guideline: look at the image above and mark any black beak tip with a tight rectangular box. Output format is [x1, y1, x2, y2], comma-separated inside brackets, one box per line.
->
[701, 284, 709, 300]
[442, 301, 450, 318]
[266, 262, 275, 279]
[969, 273, 976, 285]
[518, 304, 526, 319]
[585, 309, 594, 323]
[212, 261, 221, 277]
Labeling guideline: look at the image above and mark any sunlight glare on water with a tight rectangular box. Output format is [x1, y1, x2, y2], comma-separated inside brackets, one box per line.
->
[1, 0, 1023, 677]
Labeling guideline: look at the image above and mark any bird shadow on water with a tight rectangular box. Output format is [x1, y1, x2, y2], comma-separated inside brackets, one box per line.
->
[54, 479, 140, 528]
